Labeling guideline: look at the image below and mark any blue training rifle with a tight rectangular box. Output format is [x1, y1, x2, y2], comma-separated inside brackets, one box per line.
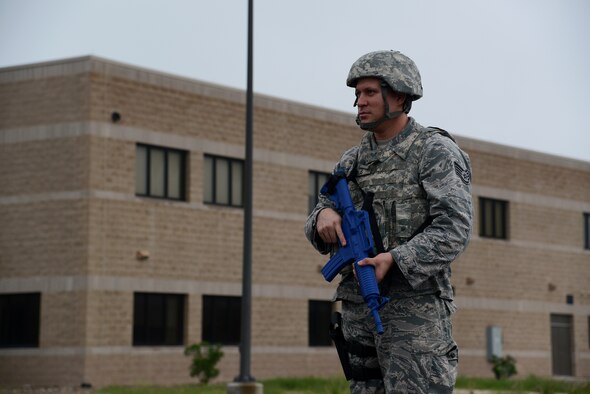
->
[320, 171, 389, 334]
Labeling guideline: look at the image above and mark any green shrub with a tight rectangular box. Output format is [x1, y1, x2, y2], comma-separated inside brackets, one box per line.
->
[491, 355, 517, 380]
[184, 341, 224, 384]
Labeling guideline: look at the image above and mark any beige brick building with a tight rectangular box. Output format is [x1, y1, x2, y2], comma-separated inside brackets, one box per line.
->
[0, 56, 589, 388]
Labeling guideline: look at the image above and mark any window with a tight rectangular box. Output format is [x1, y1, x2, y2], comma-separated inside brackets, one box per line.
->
[0, 293, 40, 348]
[479, 197, 509, 239]
[308, 171, 330, 214]
[133, 293, 185, 346]
[202, 295, 241, 345]
[584, 213, 590, 250]
[135, 144, 187, 200]
[203, 155, 244, 207]
[308, 300, 333, 347]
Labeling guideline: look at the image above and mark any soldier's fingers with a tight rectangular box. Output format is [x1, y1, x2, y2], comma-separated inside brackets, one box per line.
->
[327, 230, 337, 244]
[318, 229, 330, 244]
[321, 228, 336, 245]
[335, 225, 347, 246]
[357, 258, 374, 267]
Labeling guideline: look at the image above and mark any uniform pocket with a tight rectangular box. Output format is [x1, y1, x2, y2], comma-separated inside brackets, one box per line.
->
[394, 199, 428, 239]
[393, 201, 411, 238]
[428, 345, 458, 394]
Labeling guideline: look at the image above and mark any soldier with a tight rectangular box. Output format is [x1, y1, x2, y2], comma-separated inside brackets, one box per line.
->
[305, 50, 473, 393]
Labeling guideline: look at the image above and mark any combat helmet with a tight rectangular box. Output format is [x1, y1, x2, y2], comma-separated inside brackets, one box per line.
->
[347, 50, 423, 130]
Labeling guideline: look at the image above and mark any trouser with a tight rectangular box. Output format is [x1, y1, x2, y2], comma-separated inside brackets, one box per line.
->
[341, 294, 458, 394]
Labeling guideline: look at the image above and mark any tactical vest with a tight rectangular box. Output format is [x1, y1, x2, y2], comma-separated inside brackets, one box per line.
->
[335, 123, 455, 300]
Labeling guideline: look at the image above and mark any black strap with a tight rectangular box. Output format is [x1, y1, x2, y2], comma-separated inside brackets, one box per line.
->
[409, 216, 433, 240]
[351, 365, 383, 381]
[361, 191, 384, 255]
[329, 312, 383, 382]
[329, 312, 353, 380]
[348, 341, 378, 358]
[348, 339, 383, 381]
[323, 172, 346, 196]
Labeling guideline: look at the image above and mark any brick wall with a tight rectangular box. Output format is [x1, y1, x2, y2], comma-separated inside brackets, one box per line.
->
[1, 56, 589, 388]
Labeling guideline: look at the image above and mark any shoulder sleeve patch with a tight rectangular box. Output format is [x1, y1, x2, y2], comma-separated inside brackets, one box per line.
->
[454, 161, 471, 185]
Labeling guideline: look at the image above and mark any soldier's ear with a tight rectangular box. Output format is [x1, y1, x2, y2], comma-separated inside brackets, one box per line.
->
[386, 91, 405, 110]
[394, 92, 406, 105]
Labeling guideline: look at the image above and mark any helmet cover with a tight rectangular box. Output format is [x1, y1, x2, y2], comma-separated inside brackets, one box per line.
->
[347, 50, 423, 101]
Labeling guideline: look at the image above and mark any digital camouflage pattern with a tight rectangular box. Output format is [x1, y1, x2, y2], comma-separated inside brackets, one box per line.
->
[346, 50, 424, 101]
[305, 118, 473, 302]
[304, 118, 473, 393]
[343, 296, 458, 393]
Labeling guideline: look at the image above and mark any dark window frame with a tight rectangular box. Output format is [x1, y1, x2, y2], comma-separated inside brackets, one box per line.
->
[203, 154, 245, 208]
[135, 144, 187, 201]
[202, 295, 241, 345]
[479, 197, 509, 239]
[308, 300, 333, 347]
[133, 292, 186, 347]
[308, 170, 330, 214]
[0, 293, 41, 348]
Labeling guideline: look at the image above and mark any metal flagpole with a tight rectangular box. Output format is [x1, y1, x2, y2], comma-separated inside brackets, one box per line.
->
[236, 0, 255, 384]
[229, 2, 261, 392]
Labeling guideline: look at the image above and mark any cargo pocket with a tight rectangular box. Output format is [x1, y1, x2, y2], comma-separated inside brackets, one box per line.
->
[428, 345, 458, 394]
[393, 201, 412, 239]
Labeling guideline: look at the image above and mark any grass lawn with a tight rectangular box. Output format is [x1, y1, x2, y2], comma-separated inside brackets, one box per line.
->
[97, 377, 347, 394]
[456, 375, 590, 393]
[96, 375, 590, 394]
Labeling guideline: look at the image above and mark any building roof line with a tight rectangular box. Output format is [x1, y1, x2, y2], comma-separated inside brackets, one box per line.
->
[1, 56, 588, 169]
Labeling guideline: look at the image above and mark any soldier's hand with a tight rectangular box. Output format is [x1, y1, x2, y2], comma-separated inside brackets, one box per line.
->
[357, 252, 393, 283]
[316, 208, 347, 246]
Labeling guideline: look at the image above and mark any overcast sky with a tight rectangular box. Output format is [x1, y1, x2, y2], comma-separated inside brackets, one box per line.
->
[1, 0, 588, 162]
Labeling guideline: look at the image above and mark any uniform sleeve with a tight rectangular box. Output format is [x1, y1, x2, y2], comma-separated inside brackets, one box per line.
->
[304, 193, 335, 254]
[390, 135, 473, 289]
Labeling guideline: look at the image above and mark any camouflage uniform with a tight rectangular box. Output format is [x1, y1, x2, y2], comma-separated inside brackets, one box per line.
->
[305, 117, 472, 391]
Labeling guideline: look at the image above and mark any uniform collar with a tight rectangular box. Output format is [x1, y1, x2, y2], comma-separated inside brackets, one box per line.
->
[360, 117, 422, 162]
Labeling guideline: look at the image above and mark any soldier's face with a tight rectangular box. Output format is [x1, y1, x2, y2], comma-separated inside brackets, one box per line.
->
[355, 78, 385, 123]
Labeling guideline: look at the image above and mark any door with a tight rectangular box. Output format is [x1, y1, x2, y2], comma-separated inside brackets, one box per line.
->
[550, 314, 573, 376]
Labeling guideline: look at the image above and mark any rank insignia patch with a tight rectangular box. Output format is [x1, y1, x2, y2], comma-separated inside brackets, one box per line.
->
[454, 162, 471, 185]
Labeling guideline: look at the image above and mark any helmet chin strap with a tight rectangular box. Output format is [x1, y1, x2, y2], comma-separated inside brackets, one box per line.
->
[354, 82, 405, 131]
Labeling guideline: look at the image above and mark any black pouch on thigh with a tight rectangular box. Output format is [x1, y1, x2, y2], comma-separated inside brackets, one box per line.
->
[330, 311, 382, 382]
